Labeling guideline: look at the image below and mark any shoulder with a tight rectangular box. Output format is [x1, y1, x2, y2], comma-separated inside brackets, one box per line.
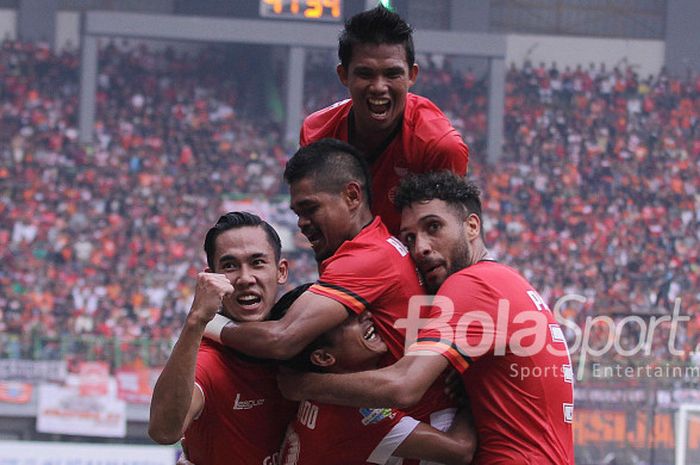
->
[301, 99, 351, 142]
[403, 94, 468, 169]
[324, 222, 409, 275]
[405, 93, 451, 127]
[437, 262, 524, 301]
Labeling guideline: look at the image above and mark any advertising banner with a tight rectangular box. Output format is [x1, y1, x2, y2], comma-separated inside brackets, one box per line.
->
[0, 360, 67, 383]
[36, 384, 127, 438]
[0, 441, 175, 464]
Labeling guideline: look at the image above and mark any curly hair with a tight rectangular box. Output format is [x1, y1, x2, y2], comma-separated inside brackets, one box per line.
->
[394, 171, 482, 220]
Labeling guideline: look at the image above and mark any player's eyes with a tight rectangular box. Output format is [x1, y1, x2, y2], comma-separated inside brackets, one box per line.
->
[428, 222, 441, 233]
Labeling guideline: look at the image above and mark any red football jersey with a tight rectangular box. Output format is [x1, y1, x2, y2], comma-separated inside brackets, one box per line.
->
[308, 217, 454, 422]
[280, 400, 419, 465]
[300, 94, 469, 235]
[409, 261, 574, 465]
[184, 339, 298, 465]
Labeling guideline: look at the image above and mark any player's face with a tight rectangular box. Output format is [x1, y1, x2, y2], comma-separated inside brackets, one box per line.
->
[290, 177, 353, 263]
[399, 199, 471, 293]
[210, 226, 288, 322]
[323, 312, 387, 373]
[337, 43, 418, 136]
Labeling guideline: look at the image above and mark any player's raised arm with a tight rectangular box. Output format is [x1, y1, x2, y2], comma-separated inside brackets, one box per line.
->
[149, 272, 231, 444]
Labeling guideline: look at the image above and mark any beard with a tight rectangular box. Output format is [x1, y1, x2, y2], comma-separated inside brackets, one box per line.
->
[420, 238, 472, 294]
[447, 239, 471, 278]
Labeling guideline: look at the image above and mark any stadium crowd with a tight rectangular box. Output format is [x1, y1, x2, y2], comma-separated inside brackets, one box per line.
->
[0, 40, 697, 381]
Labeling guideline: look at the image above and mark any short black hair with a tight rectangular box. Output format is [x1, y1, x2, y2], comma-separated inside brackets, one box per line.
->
[203, 211, 282, 269]
[338, 6, 415, 69]
[394, 171, 483, 221]
[284, 138, 372, 205]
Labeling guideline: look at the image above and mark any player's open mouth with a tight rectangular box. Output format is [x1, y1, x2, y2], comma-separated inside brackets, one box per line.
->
[363, 324, 378, 341]
[237, 294, 262, 309]
[367, 98, 390, 119]
[307, 234, 322, 249]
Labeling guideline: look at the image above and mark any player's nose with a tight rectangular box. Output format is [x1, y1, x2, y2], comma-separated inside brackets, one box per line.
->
[414, 233, 432, 256]
[235, 265, 256, 287]
[369, 75, 388, 93]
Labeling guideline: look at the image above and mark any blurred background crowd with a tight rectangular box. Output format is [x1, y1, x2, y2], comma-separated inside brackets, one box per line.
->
[0, 40, 698, 383]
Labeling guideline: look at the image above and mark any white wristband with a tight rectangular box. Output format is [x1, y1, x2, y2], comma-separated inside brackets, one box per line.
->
[204, 313, 236, 344]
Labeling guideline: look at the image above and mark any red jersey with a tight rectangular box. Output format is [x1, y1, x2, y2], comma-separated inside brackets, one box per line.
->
[280, 400, 419, 465]
[300, 94, 469, 235]
[308, 216, 454, 422]
[409, 261, 574, 465]
[184, 338, 298, 465]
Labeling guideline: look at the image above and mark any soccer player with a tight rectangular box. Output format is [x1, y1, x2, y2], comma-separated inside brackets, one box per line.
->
[279, 296, 476, 465]
[205, 139, 455, 428]
[300, 6, 469, 235]
[148, 212, 297, 465]
[278, 172, 575, 465]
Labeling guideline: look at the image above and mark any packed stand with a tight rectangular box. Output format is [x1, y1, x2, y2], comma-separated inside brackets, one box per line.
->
[0, 41, 697, 386]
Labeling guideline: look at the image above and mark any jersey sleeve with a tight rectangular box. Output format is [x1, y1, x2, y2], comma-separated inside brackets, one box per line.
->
[309, 247, 396, 314]
[194, 346, 215, 399]
[407, 274, 496, 374]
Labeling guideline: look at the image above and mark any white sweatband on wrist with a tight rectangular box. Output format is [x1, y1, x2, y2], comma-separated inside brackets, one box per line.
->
[204, 313, 236, 344]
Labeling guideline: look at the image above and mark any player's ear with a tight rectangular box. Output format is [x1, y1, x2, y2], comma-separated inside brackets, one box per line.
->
[276, 258, 289, 285]
[343, 181, 362, 210]
[465, 213, 481, 242]
[310, 349, 336, 368]
[337, 63, 349, 87]
[408, 63, 419, 86]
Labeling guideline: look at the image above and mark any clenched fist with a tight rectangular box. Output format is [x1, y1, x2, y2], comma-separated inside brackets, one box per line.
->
[188, 272, 234, 327]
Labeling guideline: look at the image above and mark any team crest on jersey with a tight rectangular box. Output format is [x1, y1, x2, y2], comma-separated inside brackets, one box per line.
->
[359, 407, 396, 425]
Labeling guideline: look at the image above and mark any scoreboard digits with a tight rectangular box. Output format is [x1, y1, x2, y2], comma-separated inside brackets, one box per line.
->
[260, 0, 342, 21]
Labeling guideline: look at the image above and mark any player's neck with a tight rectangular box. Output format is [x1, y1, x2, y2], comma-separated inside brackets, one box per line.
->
[351, 116, 401, 157]
[468, 242, 491, 267]
[348, 210, 374, 238]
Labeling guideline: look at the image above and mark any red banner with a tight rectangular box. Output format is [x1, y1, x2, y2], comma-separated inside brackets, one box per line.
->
[115, 367, 159, 404]
[0, 381, 33, 404]
[77, 361, 110, 396]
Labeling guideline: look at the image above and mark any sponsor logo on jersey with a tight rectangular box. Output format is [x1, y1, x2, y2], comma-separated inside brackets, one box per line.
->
[233, 393, 265, 410]
[359, 407, 396, 425]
